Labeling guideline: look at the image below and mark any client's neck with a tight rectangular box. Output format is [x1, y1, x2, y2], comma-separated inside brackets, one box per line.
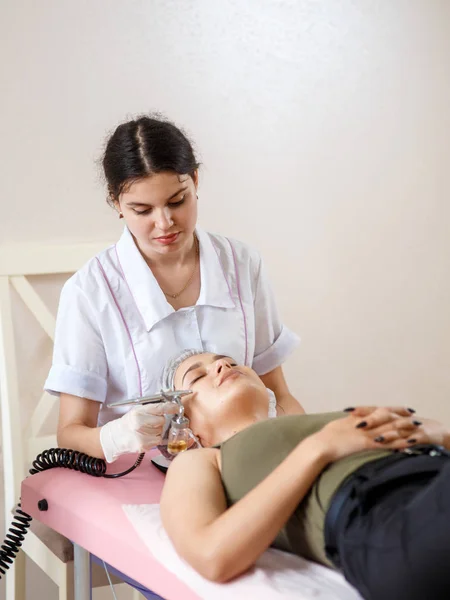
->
[207, 409, 267, 447]
[190, 386, 271, 447]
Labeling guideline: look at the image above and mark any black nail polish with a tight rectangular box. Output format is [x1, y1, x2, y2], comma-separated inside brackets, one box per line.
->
[374, 436, 384, 442]
[343, 407, 355, 412]
[356, 421, 368, 429]
[407, 408, 416, 414]
[407, 438, 417, 444]
[412, 420, 422, 426]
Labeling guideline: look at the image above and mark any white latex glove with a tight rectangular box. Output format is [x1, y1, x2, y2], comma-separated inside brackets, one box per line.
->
[100, 402, 180, 463]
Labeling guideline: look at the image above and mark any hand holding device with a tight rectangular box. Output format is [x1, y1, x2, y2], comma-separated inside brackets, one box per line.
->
[100, 401, 180, 463]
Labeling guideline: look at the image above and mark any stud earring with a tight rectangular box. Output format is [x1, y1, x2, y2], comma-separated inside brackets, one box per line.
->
[119, 212, 123, 219]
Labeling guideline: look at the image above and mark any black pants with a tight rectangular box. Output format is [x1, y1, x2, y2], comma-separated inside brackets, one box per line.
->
[331, 453, 450, 600]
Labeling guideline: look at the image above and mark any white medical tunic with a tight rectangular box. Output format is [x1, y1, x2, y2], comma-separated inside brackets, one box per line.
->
[45, 227, 299, 426]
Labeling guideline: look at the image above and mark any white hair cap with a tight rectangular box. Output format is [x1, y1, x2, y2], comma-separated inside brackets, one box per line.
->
[160, 348, 278, 418]
[160, 348, 205, 391]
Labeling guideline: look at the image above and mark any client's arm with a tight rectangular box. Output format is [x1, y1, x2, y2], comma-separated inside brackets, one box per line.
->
[161, 438, 326, 582]
[160, 411, 405, 583]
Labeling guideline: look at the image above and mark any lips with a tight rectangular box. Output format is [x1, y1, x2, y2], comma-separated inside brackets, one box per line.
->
[218, 369, 242, 386]
[155, 232, 179, 245]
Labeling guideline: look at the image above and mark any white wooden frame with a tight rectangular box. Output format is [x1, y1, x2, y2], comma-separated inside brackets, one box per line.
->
[0, 242, 143, 600]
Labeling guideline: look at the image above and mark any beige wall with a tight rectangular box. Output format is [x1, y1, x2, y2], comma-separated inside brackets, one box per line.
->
[1, 0, 449, 597]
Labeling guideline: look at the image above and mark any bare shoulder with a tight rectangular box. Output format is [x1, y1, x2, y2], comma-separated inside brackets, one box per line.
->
[162, 448, 222, 503]
[161, 447, 224, 533]
[160, 447, 229, 567]
[166, 447, 220, 478]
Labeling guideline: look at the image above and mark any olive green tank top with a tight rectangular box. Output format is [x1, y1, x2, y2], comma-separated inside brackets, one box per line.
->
[219, 413, 390, 568]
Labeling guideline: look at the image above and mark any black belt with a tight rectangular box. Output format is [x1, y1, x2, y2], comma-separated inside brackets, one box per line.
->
[324, 444, 450, 569]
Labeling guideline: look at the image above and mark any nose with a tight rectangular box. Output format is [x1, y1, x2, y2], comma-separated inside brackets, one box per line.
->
[155, 207, 174, 231]
[212, 358, 232, 376]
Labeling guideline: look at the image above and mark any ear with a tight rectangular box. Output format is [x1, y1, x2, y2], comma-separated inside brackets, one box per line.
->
[107, 188, 120, 211]
[191, 169, 199, 189]
[112, 198, 122, 215]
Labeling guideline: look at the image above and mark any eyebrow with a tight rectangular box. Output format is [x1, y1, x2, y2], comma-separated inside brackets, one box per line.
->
[181, 362, 201, 386]
[126, 186, 188, 208]
[181, 355, 231, 386]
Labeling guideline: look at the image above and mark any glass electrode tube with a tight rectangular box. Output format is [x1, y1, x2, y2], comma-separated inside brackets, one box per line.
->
[167, 414, 191, 454]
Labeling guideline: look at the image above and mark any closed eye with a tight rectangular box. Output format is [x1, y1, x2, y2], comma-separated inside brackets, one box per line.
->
[134, 207, 152, 215]
[190, 373, 205, 386]
[134, 196, 185, 215]
[169, 197, 185, 207]
[188, 359, 238, 387]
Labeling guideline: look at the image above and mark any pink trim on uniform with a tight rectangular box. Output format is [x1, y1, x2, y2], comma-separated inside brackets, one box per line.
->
[96, 258, 143, 396]
[114, 244, 147, 327]
[226, 238, 248, 366]
[211, 237, 234, 302]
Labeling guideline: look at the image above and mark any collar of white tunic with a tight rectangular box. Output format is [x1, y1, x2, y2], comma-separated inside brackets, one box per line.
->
[115, 226, 235, 332]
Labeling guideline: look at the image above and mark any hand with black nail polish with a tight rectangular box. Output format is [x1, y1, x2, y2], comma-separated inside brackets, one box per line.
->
[342, 405, 418, 420]
[387, 417, 450, 451]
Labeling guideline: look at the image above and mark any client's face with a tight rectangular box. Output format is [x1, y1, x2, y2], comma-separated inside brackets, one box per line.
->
[173, 353, 269, 445]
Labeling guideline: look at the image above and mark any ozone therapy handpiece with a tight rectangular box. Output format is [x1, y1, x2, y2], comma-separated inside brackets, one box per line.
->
[106, 390, 192, 408]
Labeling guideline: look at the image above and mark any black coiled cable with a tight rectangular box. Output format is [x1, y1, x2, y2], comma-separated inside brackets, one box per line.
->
[0, 448, 145, 579]
[0, 506, 32, 576]
[29, 447, 144, 478]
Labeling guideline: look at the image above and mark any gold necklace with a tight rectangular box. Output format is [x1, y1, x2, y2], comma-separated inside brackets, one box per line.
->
[162, 235, 199, 299]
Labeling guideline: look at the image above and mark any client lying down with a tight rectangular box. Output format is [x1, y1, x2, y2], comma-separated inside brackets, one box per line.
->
[159, 350, 450, 600]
